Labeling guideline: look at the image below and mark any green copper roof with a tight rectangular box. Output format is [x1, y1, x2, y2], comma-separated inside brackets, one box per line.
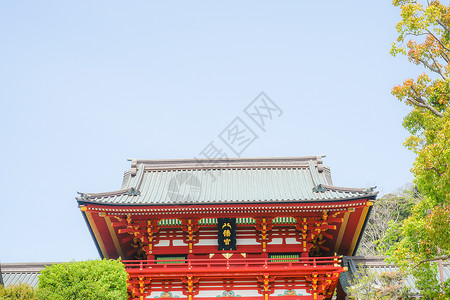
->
[2, 272, 40, 288]
[77, 157, 377, 205]
[0, 263, 56, 288]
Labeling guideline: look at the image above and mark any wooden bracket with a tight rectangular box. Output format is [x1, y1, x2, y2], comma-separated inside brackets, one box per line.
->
[255, 218, 273, 252]
[182, 275, 200, 299]
[182, 219, 199, 253]
[257, 274, 276, 299]
[127, 275, 151, 300]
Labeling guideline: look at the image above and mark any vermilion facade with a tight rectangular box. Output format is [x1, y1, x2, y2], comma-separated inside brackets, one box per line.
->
[77, 157, 376, 300]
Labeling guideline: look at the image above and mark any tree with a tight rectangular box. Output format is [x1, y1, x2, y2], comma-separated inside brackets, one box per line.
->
[389, 0, 450, 298]
[37, 259, 127, 300]
[391, 0, 450, 204]
[347, 266, 412, 300]
[357, 186, 417, 256]
[0, 283, 37, 300]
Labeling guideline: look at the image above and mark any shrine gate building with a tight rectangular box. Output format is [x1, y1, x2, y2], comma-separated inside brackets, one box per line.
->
[76, 156, 377, 300]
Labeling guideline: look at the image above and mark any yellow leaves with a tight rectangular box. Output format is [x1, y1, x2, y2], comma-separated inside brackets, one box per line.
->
[393, 0, 450, 214]
[390, 42, 407, 56]
[391, 75, 435, 105]
[392, 0, 405, 7]
[399, 2, 427, 35]
[411, 113, 450, 205]
[424, 2, 443, 27]
[404, 135, 423, 152]
[418, 73, 431, 84]
[404, 78, 415, 86]
[441, 3, 450, 27]
[424, 205, 450, 249]
[393, 1, 449, 57]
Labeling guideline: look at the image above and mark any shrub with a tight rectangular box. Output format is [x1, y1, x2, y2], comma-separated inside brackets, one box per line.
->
[37, 259, 127, 300]
[0, 283, 37, 299]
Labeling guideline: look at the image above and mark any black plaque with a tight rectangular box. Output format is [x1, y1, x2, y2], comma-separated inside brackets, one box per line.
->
[217, 218, 237, 250]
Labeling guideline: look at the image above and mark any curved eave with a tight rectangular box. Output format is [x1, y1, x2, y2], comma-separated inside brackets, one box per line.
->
[76, 192, 378, 207]
[351, 204, 373, 256]
[80, 210, 105, 259]
[78, 196, 375, 259]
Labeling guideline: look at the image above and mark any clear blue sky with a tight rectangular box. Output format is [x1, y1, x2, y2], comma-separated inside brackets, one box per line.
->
[0, 1, 419, 262]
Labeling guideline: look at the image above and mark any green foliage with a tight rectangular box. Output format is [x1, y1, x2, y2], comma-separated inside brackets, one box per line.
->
[376, 221, 403, 255]
[347, 267, 379, 300]
[406, 111, 450, 206]
[412, 262, 443, 299]
[357, 187, 417, 256]
[390, 0, 450, 298]
[391, 0, 450, 207]
[347, 266, 412, 300]
[37, 259, 127, 300]
[0, 283, 37, 300]
[386, 198, 450, 298]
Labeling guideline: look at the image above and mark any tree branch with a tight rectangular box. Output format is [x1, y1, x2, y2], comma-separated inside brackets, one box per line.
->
[428, 52, 448, 80]
[439, 50, 450, 64]
[436, 19, 450, 34]
[407, 97, 444, 117]
[425, 167, 442, 177]
[418, 58, 440, 75]
[408, 87, 444, 117]
[403, 32, 429, 38]
[425, 30, 450, 62]
[414, 254, 450, 268]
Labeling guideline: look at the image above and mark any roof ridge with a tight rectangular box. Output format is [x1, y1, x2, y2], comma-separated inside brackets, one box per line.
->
[312, 184, 377, 194]
[76, 187, 140, 200]
[129, 156, 326, 174]
[128, 156, 325, 164]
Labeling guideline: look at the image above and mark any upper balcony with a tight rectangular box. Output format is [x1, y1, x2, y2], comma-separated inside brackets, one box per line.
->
[124, 256, 345, 300]
[123, 256, 344, 278]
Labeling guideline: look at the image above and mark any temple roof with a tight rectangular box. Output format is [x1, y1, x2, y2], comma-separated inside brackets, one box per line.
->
[76, 156, 377, 205]
[0, 263, 56, 288]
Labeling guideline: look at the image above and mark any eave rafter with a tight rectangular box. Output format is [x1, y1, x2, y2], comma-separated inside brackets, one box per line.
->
[80, 199, 368, 259]
[110, 215, 161, 259]
[79, 200, 371, 219]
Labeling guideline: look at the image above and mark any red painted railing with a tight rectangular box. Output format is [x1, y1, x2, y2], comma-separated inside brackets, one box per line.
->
[123, 256, 342, 274]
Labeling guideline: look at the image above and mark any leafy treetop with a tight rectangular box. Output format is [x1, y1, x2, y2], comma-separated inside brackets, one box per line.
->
[37, 259, 127, 300]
